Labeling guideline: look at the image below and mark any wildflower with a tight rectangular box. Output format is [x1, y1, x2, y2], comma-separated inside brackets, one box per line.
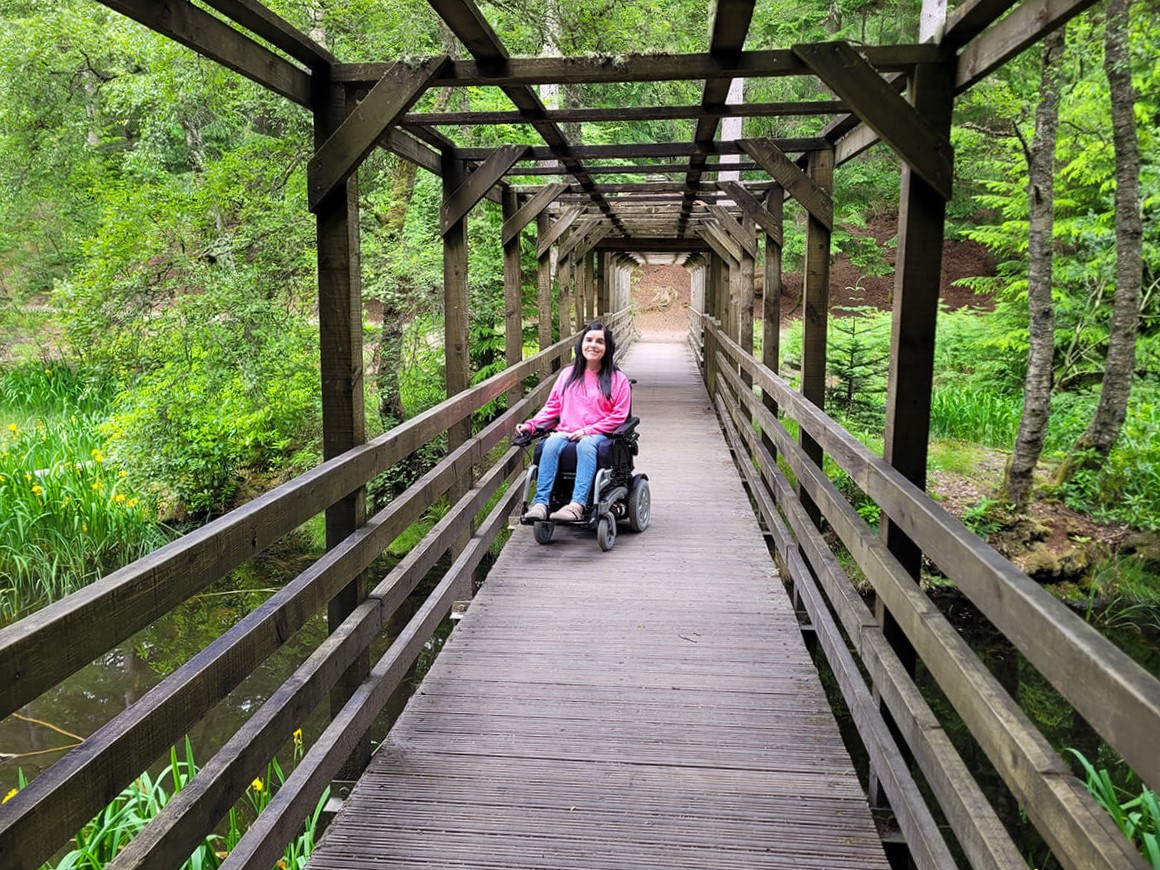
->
[128, 498, 138, 508]
[6, 424, 15, 433]
[82, 524, 88, 532]
[251, 778, 263, 793]
[32, 485, 43, 497]
[293, 728, 303, 747]
[119, 469, 127, 478]
[114, 493, 126, 504]
[93, 454, 104, 464]
[2, 788, 16, 804]
[91, 480, 103, 491]
[44, 369, 50, 375]
[25, 473, 32, 482]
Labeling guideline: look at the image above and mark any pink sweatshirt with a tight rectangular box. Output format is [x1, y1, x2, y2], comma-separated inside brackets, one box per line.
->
[524, 369, 631, 436]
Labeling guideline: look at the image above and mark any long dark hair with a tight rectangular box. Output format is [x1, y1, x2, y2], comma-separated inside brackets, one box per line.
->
[563, 322, 619, 399]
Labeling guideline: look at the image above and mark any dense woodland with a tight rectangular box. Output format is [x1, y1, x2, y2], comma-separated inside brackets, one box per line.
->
[0, 0, 1158, 866]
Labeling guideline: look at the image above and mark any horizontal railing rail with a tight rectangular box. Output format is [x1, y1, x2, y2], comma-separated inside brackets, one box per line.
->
[0, 310, 632, 870]
[691, 313, 1158, 870]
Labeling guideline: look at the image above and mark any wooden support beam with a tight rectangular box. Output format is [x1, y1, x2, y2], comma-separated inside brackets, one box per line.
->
[458, 138, 828, 162]
[557, 217, 602, 261]
[502, 188, 523, 406]
[98, 0, 312, 106]
[574, 224, 613, 261]
[794, 41, 953, 201]
[707, 204, 757, 258]
[719, 180, 783, 246]
[313, 79, 368, 781]
[800, 148, 833, 526]
[200, 0, 336, 68]
[443, 156, 471, 465]
[536, 207, 584, 258]
[536, 212, 554, 352]
[761, 186, 784, 457]
[502, 183, 566, 246]
[738, 139, 833, 230]
[593, 237, 712, 253]
[308, 57, 448, 211]
[955, 0, 1100, 92]
[404, 100, 846, 127]
[510, 161, 762, 177]
[697, 225, 742, 266]
[440, 144, 528, 234]
[330, 44, 945, 87]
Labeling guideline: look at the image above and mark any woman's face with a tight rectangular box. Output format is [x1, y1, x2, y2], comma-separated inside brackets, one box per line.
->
[581, 329, 606, 367]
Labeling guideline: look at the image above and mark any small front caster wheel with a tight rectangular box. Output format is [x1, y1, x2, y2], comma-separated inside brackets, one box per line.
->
[597, 514, 616, 551]
[533, 521, 554, 544]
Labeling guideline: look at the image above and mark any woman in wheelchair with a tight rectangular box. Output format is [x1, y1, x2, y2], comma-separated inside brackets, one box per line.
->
[516, 323, 631, 523]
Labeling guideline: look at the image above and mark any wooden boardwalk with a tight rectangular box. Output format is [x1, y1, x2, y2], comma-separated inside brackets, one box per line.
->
[307, 337, 889, 869]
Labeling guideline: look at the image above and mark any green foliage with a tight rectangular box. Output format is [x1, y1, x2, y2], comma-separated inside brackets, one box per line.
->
[0, 364, 168, 619]
[1069, 749, 1160, 868]
[825, 302, 891, 426]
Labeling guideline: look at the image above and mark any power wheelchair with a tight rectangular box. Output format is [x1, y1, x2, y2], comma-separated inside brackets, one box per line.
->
[513, 410, 650, 552]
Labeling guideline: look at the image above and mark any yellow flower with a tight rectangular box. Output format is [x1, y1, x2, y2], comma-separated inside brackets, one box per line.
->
[2, 788, 17, 804]
[44, 369, 50, 375]
[293, 728, 303, 747]
[251, 778, 264, 793]
[6, 424, 15, 433]
[114, 493, 126, 504]
[94, 454, 104, 464]
[128, 498, 138, 508]
[31, 485, 43, 497]
[119, 469, 127, 478]
[24, 473, 32, 482]
[81, 524, 88, 532]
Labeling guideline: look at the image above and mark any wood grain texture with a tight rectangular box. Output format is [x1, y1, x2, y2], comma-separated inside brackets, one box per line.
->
[307, 338, 887, 869]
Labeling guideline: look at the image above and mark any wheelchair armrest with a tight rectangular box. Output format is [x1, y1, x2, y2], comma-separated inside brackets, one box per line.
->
[610, 416, 640, 438]
[513, 422, 556, 447]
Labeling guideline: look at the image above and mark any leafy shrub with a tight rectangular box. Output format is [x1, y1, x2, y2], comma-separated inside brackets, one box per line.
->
[1069, 749, 1160, 868]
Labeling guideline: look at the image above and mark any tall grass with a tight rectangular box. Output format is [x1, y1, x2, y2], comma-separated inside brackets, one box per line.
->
[0, 364, 169, 620]
[930, 385, 1022, 448]
[1069, 749, 1160, 868]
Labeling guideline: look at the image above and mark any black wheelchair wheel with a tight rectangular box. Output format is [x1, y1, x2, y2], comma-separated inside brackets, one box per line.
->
[597, 514, 616, 551]
[533, 521, 554, 545]
[628, 477, 651, 532]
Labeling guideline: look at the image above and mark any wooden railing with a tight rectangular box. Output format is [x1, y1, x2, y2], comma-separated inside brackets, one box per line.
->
[691, 314, 1160, 870]
[0, 311, 632, 870]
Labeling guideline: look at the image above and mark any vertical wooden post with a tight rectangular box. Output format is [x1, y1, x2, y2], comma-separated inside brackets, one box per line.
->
[761, 187, 784, 454]
[574, 253, 587, 329]
[705, 254, 721, 396]
[800, 147, 834, 526]
[536, 212, 554, 353]
[596, 251, 607, 317]
[502, 188, 523, 406]
[443, 154, 470, 479]
[314, 76, 369, 776]
[558, 252, 573, 338]
[739, 222, 756, 387]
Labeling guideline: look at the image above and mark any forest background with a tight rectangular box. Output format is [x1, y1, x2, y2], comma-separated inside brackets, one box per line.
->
[0, 0, 1158, 866]
[0, 0, 1157, 615]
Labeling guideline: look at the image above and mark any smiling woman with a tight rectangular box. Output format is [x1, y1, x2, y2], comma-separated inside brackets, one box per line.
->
[515, 322, 632, 522]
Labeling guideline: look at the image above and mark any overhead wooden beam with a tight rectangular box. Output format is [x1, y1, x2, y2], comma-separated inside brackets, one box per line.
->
[308, 57, 449, 211]
[200, 0, 336, 68]
[719, 181, 783, 246]
[458, 138, 827, 162]
[440, 144, 529, 234]
[794, 42, 953, 201]
[501, 183, 566, 246]
[557, 217, 602, 261]
[332, 46, 947, 87]
[574, 225, 613, 261]
[594, 237, 712, 253]
[954, 0, 1101, 92]
[382, 128, 442, 175]
[739, 138, 833, 230]
[677, 0, 757, 237]
[536, 207, 584, 258]
[707, 205, 757, 259]
[403, 100, 845, 127]
[509, 161, 762, 177]
[98, 0, 312, 106]
[427, 0, 626, 235]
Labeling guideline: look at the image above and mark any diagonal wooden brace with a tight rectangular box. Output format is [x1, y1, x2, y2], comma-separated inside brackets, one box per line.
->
[719, 181, 784, 247]
[698, 224, 742, 265]
[557, 217, 601, 261]
[707, 205, 757, 259]
[793, 41, 953, 201]
[739, 139, 833, 230]
[441, 144, 529, 234]
[573, 224, 613, 262]
[501, 183, 566, 246]
[308, 55, 449, 212]
[536, 207, 584, 258]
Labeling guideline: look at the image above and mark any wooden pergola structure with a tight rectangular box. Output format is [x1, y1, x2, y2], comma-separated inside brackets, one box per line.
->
[10, 0, 1153, 868]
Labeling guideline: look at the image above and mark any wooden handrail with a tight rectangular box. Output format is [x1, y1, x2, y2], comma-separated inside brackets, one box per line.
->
[0, 309, 635, 870]
[700, 319, 1158, 868]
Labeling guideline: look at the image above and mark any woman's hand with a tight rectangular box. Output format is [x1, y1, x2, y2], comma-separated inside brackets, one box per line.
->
[515, 422, 529, 436]
[563, 429, 585, 441]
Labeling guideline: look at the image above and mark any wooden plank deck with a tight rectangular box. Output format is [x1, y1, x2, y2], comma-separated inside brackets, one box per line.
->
[307, 337, 889, 869]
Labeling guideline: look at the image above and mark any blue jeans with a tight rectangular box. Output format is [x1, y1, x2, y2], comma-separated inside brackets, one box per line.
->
[534, 433, 608, 507]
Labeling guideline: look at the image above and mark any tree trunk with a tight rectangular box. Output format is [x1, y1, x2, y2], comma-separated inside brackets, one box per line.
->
[1002, 28, 1067, 508]
[1057, 0, 1143, 481]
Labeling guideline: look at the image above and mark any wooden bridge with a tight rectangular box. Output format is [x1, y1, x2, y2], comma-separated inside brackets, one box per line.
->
[3, 0, 1160, 867]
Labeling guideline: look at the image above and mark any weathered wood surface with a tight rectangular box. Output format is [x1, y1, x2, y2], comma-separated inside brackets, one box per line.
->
[307, 337, 887, 869]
